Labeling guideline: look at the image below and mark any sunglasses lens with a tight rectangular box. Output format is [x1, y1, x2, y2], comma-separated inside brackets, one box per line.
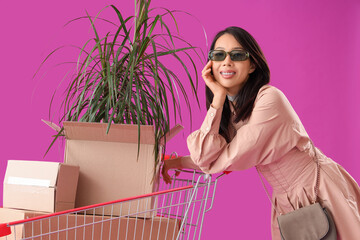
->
[209, 50, 226, 61]
[230, 51, 248, 61]
[209, 50, 249, 61]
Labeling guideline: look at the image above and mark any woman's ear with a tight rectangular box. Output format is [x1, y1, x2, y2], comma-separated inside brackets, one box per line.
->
[249, 63, 256, 74]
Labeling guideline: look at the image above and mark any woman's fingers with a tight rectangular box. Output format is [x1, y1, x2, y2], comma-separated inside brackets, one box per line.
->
[161, 158, 183, 184]
[202, 68, 212, 78]
[202, 62, 226, 95]
[201, 60, 213, 79]
[202, 62, 216, 87]
[161, 161, 173, 184]
[161, 165, 171, 184]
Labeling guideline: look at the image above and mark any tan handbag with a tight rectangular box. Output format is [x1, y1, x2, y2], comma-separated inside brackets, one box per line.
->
[277, 202, 337, 240]
[257, 143, 337, 240]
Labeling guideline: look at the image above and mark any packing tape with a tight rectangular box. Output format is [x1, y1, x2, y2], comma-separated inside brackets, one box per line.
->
[8, 176, 51, 187]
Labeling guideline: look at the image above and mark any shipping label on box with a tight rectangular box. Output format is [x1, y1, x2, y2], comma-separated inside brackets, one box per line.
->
[3, 160, 79, 213]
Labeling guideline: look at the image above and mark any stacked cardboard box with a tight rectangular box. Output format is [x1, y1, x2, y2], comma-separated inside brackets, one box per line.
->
[3, 160, 79, 213]
[1, 122, 183, 239]
[1, 160, 80, 239]
[0, 208, 180, 240]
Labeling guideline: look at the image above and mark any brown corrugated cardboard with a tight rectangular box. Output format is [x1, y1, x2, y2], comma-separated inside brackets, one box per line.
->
[43, 120, 183, 216]
[0, 208, 180, 240]
[3, 160, 79, 213]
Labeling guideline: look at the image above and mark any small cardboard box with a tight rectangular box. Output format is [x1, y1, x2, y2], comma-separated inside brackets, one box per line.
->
[3, 160, 79, 213]
[43, 121, 183, 216]
[0, 208, 180, 240]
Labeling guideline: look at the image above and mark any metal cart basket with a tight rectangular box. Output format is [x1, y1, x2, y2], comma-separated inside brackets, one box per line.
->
[0, 168, 225, 240]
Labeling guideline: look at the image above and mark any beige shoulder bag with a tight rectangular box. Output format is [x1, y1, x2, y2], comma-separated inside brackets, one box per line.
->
[257, 144, 337, 240]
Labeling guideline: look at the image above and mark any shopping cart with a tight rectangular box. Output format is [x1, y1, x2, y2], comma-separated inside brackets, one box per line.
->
[0, 165, 225, 239]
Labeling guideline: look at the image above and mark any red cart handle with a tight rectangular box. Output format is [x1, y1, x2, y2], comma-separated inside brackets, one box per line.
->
[162, 152, 179, 161]
[0, 223, 11, 237]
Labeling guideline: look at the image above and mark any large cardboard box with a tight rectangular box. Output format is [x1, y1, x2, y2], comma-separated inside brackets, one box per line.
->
[0, 208, 180, 240]
[3, 160, 79, 213]
[44, 121, 183, 216]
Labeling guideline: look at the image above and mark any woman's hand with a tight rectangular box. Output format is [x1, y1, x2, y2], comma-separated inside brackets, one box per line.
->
[161, 156, 201, 184]
[202, 60, 227, 109]
[161, 157, 182, 184]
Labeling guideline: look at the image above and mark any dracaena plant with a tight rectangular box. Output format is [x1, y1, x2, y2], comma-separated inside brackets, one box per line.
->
[42, 0, 202, 166]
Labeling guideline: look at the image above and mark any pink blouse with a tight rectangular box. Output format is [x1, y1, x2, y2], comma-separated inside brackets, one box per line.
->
[186, 85, 360, 239]
[187, 85, 311, 174]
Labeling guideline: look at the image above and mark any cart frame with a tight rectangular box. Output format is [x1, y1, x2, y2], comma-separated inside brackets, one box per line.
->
[0, 169, 225, 240]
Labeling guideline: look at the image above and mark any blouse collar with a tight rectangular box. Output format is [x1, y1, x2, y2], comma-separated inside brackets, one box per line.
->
[227, 95, 236, 102]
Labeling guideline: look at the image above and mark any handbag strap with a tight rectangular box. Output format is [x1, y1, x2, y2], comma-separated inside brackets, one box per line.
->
[256, 141, 320, 215]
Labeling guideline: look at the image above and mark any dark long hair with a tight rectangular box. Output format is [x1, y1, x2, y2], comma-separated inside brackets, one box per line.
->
[206, 26, 270, 142]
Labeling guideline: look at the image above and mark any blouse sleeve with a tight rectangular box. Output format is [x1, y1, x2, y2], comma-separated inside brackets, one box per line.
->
[187, 86, 309, 174]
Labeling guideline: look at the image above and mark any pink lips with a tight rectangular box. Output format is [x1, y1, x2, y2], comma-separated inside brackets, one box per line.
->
[220, 71, 236, 79]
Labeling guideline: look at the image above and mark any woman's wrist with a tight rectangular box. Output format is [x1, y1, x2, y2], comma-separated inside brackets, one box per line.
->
[166, 157, 182, 169]
[211, 94, 226, 109]
[180, 156, 200, 170]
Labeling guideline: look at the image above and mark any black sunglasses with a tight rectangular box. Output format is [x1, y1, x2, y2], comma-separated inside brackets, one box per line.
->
[208, 50, 250, 61]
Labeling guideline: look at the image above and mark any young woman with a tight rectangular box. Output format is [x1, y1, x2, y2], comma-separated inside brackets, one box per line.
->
[161, 26, 360, 239]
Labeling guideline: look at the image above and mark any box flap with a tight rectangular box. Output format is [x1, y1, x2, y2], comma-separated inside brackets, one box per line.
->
[44, 120, 183, 145]
[55, 164, 79, 212]
[63, 121, 155, 144]
[159, 124, 184, 146]
[5, 160, 60, 188]
[41, 119, 62, 133]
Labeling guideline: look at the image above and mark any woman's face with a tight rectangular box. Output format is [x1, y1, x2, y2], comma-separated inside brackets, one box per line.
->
[212, 33, 255, 96]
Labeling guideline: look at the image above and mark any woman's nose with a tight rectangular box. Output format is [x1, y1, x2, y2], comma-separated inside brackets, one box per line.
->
[222, 54, 233, 65]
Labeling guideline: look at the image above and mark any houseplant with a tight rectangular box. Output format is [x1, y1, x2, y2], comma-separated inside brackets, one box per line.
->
[44, 0, 202, 166]
[37, 0, 204, 215]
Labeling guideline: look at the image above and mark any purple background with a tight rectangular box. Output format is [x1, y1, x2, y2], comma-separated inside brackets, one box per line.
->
[1, 0, 359, 238]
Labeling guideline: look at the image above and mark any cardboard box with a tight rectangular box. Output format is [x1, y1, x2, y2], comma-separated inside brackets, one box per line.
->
[0, 208, 180, 240]
[43, 121, 183, 216]
[3, 160, 79, 213]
